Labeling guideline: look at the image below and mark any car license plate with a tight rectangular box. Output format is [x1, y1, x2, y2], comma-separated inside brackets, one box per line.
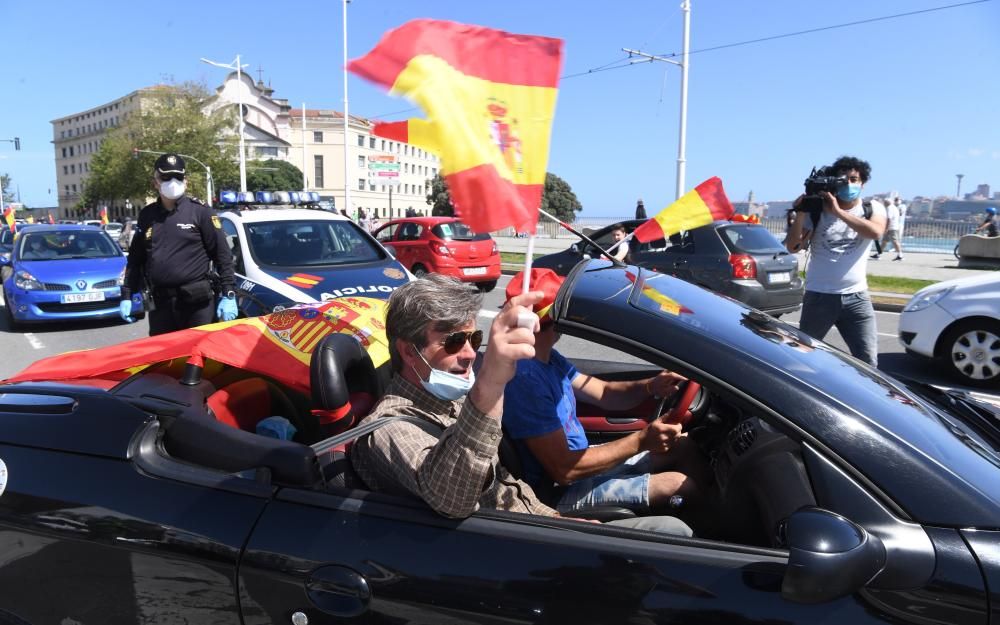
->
[463, 267, 487, 276]
[768, 271, 791, 284]
[60, 292, 106, 304]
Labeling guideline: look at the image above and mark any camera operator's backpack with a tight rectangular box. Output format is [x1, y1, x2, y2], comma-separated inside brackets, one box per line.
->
[801, 200, 874, 250]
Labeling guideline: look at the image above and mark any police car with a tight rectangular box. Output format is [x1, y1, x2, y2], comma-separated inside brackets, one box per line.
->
[216, 191, 412, 317]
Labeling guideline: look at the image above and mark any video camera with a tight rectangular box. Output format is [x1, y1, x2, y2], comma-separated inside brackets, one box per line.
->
[790, 165, 850, 219]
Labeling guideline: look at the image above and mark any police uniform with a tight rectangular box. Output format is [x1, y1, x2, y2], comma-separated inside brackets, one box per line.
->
[122, 154, 235, 335]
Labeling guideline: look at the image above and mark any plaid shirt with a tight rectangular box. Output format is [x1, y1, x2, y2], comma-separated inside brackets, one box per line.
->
[351, 375, 556, 518]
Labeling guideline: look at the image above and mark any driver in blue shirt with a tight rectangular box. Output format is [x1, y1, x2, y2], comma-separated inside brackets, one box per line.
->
[503, 269, 710, 519]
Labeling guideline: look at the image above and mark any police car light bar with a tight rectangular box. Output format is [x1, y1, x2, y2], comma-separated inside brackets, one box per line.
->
[255, 191, 273, 204]
[218, 190, 323, 209]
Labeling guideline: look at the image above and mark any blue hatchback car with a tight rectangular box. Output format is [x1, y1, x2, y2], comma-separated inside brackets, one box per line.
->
[1, 225, 129, 330]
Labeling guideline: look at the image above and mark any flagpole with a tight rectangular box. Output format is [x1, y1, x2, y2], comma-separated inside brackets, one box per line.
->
[521, 233, 536, 294]
[537, 208, 622, 265]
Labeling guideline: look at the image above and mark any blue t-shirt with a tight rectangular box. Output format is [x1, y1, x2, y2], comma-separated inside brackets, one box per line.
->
[503, 350, 587, 489]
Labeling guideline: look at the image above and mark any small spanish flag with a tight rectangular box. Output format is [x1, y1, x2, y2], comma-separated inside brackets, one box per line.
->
[2, 205, 15, 233]
[100, 206, 109, 225]
[348, 19, 563, 234]
[632, 177, 735, 243]
[284, 273, 323, 288]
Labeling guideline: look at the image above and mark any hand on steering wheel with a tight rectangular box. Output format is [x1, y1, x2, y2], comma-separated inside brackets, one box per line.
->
[655, 379, 702, 427]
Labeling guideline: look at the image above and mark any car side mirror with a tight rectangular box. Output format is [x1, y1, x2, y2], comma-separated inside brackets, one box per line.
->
[0, 253, 9, 267]
[781, 507, 886, 604]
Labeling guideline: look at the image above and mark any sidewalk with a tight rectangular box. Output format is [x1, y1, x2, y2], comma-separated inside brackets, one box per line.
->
[493, 236, 995, 312]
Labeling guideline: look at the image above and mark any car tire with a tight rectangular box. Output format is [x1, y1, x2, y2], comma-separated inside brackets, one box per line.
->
[938, 319, 1000, 388]
[478, 280, 497, 293]
[412, 264, 428, 278]
[3, 292, 20, 332]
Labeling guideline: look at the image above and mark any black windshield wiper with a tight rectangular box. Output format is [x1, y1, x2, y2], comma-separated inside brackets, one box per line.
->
[900, 375, 1000, 448]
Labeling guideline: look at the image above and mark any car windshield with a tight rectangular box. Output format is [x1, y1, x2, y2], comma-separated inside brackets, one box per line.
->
[432, 222, 491, 241]
[718, 225, 786, 254]
[246, 220, 384, 267]
[19, 231, 121, 260]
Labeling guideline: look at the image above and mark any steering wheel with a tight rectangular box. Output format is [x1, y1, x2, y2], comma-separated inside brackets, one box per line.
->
[654, 379, 703, 427]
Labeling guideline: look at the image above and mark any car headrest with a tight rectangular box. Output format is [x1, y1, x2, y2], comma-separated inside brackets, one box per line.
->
[310, 333, 382, 429]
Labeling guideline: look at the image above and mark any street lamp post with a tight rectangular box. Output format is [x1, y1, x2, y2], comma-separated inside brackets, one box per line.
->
[0, 137, 21, 217]
[956, 174, 964, 199]
[134, 149, 214, 206]
[201, 55, 249, 193]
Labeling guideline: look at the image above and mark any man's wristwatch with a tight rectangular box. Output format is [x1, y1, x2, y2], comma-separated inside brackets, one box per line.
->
[223, 290, 236, 299]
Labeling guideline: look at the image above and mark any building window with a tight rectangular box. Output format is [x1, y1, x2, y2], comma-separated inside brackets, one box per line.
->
[358, 178, 365, 191]
[256, 146, 278, 157]
[63, 166, 68, 175]
[70, 164, 76, 174]
[314, 155, 324, 187]
[357, 134, 364, 147]
[404, 145, 409, 156]
[65, 185, 70, 195]
[71, 184, 77, 192]
[62, 148, 67, 158]
[369, 182, 375, 191]
[69, 147, 74, 157]
[358, 155, 365, 168]
[381, 139, 385, 150]
[369, 137, 375, 148]
[313, 131, 323, 143]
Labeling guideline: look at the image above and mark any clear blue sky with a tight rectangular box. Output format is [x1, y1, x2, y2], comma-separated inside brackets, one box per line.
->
[3, 0, 998, 216]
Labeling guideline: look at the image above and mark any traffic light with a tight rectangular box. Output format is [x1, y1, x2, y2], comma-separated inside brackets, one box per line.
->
[13, 137, 19, 151]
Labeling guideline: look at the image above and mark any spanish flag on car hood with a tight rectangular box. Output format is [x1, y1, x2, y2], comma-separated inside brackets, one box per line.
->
[6, 299, 390, 395]
[348, 19, 563, 234]
[632, 177, 735, 243]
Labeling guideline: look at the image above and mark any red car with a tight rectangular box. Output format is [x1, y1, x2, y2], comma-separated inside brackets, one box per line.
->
[373, 217, 502, 291]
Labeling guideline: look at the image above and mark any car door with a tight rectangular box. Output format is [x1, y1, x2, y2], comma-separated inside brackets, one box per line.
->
[395, 222, 426, 273]
[238, 481, 932, 624]
[373, 223, 399, 259]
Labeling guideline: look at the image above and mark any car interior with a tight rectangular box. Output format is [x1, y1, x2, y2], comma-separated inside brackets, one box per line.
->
[111, 321, 819, 552]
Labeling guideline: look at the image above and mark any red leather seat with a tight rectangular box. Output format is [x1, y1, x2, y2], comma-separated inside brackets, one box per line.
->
[207, 378, 274, 432]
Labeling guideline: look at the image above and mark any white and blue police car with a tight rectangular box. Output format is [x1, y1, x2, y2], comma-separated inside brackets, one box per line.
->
[216, 191, 413, 317]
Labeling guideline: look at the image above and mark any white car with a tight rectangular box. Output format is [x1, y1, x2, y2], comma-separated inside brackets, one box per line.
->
[216, 204, 412, 317]
[899, 273, 1000, 388]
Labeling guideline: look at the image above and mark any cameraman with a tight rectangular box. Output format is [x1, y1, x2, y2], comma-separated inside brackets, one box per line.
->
[784, 156, 887, 366]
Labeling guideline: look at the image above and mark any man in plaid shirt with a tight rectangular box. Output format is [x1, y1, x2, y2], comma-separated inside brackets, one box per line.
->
[351, 274, 692, 535]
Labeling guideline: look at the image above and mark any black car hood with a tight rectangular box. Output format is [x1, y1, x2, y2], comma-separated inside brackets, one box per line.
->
[555, 260, 1000, 528]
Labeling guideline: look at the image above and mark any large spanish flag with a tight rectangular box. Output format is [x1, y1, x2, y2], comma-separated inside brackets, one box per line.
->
[348, 19, 563, 234]
[7, 298, 390, 395]
[632, 177, 735, 243]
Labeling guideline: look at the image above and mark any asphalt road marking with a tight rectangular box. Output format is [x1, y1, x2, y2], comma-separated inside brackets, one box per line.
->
[23, 333, 44, 350]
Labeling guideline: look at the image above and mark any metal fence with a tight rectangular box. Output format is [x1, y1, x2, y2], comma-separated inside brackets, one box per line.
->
[496, 216, 977, 254]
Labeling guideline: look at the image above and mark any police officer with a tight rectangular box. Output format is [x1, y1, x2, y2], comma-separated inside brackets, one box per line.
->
[120, 153, 237, 335]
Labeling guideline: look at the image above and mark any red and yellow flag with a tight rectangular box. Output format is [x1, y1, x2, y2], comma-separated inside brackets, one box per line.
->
[3, 205, 15, 233]
[47, 212, 55, 224]
[99, 206, 109, 225]
[632, 177, 735, 243]
[6, 299, 389, 395]
[348, 19, 563, 234]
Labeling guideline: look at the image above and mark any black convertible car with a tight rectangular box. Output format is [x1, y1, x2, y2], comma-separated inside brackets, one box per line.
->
[1, 259, 998, 624]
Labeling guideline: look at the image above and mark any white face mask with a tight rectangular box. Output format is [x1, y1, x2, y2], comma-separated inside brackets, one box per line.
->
[159, 179, 186, 200]
[411, 348, 475, 401]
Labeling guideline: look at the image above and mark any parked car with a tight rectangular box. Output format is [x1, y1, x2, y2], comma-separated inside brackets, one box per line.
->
[2, 258, 998, 623]
[534, 219, 804, 315]
[899, 272, 1000, 388]
[102, 221, 124, 240]
[372, 216, 502, 291]
[0, 225, 130, 330]
[217, 203, 412, 317]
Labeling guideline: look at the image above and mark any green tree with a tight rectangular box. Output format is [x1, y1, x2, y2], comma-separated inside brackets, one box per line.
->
[226, 159, 304, 192]
[84, 82, 240, 208]
[0, 173, 13, 206]
[424, 171, 583, 224]
[540, 172, 582, 223]
[426, 173, 454, 216]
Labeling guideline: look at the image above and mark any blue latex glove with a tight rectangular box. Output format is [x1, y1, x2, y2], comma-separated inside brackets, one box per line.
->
[119, 299, 135, 323]
[217, 295, 238, 322]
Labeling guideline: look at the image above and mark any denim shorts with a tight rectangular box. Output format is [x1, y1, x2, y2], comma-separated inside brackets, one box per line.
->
[556, 451, 653, 514]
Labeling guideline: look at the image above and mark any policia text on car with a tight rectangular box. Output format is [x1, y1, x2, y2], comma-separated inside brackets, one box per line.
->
[121, 153, 237, 335]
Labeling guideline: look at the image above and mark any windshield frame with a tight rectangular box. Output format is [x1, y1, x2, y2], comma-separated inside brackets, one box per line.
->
[18, 229, 123, 261]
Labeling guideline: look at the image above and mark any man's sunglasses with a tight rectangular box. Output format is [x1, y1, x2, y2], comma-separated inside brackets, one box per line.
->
[441, 329, 484, 354]
[158, 172, 185, 182]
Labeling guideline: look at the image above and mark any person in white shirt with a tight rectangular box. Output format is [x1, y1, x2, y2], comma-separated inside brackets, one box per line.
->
[784, 156, 887, 366]
[608, 224, 631, 262]
[872, 198, 902, 261]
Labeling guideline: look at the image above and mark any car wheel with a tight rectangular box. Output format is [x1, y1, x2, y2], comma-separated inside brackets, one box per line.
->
[3, 292, 20, 332]
[939, 319, 1000, 388]
[412, 264, 428, 278]
[478, 280, 497, 293]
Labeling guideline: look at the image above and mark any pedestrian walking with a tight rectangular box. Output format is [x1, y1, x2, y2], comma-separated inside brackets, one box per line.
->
[872, 196, 902, 261]
[784, 155, 887, 366]
[358, 208, 371, 232]
[635, 198, 647, 220]
[120, 153, 237, 336]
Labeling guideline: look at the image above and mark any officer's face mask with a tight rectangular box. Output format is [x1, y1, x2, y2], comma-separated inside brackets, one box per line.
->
[159, 178, 186, 200]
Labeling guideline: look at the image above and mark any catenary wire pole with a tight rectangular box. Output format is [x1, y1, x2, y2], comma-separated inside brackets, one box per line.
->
[623, 0, 691, 200]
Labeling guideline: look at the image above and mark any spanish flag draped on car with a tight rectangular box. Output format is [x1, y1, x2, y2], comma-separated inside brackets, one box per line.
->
[3, 205, 14, 233]
[632, 177, 735, 243]
[6, 298, 390, 395]
[348, 19, 563, 234]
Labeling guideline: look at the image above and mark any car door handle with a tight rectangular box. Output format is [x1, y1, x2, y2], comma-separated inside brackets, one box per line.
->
[306, 565, 371, 618]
